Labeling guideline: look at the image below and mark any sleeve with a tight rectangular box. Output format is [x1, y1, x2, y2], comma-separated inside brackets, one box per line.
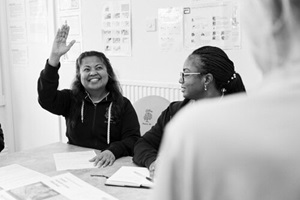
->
[107, 98, 141, 159]
[0, 124, 4, 152]
[133, 105, 172, 168]
[37, 60, 71, 116]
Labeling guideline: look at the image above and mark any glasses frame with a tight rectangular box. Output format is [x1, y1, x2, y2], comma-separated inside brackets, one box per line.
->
[180, 72, 201, 82]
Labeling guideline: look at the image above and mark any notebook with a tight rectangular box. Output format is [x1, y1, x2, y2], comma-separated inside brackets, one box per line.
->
[105, 166, 154, 188]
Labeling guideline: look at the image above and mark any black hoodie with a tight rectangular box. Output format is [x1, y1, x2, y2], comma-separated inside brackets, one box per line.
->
[133, 99, 190, 168]
[38, 61, 140, 158]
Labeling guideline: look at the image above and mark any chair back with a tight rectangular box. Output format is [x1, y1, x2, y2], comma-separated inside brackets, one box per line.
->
[133, 95, 170, 136]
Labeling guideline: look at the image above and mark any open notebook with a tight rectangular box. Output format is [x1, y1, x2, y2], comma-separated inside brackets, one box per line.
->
[105, 166, 154, 188]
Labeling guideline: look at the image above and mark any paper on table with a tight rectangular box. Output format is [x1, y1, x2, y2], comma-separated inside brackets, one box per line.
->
[44, 173, 118, 200]
[0, 173, 118, 200]
[0, 164, 49, 191]
[53, 151, 97, 171]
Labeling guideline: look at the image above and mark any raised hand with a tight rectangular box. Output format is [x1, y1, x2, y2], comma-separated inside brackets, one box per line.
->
[49, 24, 76, 67]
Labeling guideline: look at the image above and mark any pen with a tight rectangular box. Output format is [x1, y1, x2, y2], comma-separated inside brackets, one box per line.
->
[90, 174, 109, 179]
[134, 171, 154, 182]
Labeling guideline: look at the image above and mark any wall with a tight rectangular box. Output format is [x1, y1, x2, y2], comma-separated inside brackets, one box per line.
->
[1, 0, 262, 152]
[83, 0, 262, 88]
[1, 0, 16, 153]
[0, 0, 60, 152]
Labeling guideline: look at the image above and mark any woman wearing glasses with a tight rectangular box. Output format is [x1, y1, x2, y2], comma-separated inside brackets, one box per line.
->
[133, 45, 246, 178]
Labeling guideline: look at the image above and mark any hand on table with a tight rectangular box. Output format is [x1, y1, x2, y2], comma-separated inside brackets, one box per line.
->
[89, 150, 116, 168]
[149, 160, 157, 179]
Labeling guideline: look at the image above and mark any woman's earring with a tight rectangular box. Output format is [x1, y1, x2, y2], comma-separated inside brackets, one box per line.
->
[204, 84, 207, 91]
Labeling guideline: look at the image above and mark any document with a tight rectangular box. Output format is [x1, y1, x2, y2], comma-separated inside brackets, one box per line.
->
[0, 164, 49, 191]
[0, 172, 118, 200]
[53, 150, 97, 170]
[105, 166, 154, 188]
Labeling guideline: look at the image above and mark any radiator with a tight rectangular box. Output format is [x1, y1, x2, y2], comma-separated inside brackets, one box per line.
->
[120, 80, 183, 103]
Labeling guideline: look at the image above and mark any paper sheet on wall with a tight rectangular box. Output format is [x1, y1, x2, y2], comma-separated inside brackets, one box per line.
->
[59, 0, 80, 11]
[10, 44, 28, 67]
[158, 7, 184, 52]
[184, 0, 241, 50]
[102, 0, 132, 56]
[6, 0, 26, 20]
[58, 0, 82, 63]
[8, 21, 27, 43]
[53, 151, 97, 171]
[25, 0, 48, 44]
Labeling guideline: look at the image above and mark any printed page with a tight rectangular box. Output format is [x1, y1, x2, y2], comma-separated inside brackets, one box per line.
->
[53, 150, 97, 170]
[0, 172, 118, 200]
[44, 173, 118, 200]
[0, 164, 49, 191]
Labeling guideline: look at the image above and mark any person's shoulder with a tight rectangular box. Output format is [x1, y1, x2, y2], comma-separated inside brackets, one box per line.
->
[122, 96, 131, 103]
[169, 99, 189, 111]
[166, 94, 248, 138]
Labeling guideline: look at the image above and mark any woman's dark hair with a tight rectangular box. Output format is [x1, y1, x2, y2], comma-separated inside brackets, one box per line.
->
[69, 51, 123, 127]
[191, 46, 246, 95]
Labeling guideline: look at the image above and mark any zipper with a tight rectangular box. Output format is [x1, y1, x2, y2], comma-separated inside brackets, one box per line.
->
[92, 104, 97, 133]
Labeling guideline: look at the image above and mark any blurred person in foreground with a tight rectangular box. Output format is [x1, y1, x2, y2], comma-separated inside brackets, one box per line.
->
[150, 0, 300, 199]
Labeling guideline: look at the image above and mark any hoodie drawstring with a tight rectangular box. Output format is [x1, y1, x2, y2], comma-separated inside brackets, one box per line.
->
[107, 102, 113, 144]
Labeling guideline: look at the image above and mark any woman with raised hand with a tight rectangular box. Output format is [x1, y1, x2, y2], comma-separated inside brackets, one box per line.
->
[38, 24, 140, 167]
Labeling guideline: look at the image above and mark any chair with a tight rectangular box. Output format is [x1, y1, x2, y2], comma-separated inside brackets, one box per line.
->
[133, 95, 170, 136]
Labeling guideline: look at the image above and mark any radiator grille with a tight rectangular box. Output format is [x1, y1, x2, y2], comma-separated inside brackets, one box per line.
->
[120, 80, 183, 103]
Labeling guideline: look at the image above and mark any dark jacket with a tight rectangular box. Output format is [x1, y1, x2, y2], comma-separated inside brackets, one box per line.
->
[38, 61, 140, 159]
[133, 99, 190, 168]
[0, 123, 4, 152]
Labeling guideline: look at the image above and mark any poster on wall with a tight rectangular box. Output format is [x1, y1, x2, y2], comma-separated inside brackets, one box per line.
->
[184, 0, 241, 50]
[59, 0, 80, 11]
[102, 0, 132, 56]
[26, 0, 48, 43]
[10, 45, 28, 67]
[6, 0, 26, 21]
[58, 0, 82, 63]
[158, 7, 184, 52]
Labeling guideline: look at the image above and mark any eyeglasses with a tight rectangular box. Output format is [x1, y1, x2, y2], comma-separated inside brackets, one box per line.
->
[180, 72, 201, 82]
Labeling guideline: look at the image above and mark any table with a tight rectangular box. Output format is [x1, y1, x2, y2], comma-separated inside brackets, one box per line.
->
[0, 142, 152, 200]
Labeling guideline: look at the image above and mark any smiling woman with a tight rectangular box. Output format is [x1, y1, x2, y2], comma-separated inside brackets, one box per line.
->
[37, 24, 140, 168]
[133, 45, 247, 178]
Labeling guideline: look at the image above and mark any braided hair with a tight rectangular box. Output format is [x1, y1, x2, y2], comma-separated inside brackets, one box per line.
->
[192, 46, 246, 95]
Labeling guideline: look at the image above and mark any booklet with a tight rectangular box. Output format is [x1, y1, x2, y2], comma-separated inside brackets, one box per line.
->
[105, 166, 154, 188]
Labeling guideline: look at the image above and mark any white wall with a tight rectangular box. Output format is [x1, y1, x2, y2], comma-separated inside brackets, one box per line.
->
[0, 0, 60, 152]
[79, 0, 262, 88]
[0, 0, 262, 152]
